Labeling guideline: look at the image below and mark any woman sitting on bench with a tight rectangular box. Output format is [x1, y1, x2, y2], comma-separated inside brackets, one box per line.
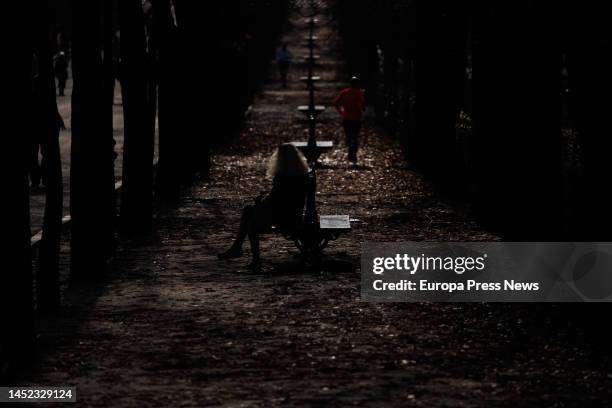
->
[218, 143, 310, 269]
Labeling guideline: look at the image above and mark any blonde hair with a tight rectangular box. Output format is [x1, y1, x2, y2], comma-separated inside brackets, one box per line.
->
[267, 143, 310, 179]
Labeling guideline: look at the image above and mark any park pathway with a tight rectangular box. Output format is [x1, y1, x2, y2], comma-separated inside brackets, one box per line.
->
[23, 2, 612, 407]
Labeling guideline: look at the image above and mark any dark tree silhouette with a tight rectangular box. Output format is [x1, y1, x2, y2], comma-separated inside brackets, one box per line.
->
[153, 0, 287, 203]
[0, 1, 36, 370]
[34, 0, 64, 311]
[524, 1, 563, 239]
[119, 0, 155, 235]
[70, 0, 117, 278]
[153, 0, 183, 202]
[334, 0, 574, 238]
[566, 2, 612, 240]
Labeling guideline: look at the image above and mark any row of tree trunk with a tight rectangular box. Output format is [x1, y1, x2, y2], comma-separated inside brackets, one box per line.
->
[1, 0, 61, 374]
[1, 0, 287, 377]
[335, 0, 612, 240]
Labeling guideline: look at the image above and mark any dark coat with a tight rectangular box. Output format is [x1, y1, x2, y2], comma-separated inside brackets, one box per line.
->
[260, 174, 307, 229]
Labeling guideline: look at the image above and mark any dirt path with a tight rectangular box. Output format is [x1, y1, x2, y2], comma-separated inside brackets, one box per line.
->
[22, 2, 612, 407]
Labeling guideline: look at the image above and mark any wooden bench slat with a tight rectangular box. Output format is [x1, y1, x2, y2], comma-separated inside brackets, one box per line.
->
[290, 141, 333, 149]
[300, 76, 321, 81]
[297, 105, 325, 112]
[319, 215, 351, 230]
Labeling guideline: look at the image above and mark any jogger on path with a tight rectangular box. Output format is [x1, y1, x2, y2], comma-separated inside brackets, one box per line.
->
[334, 76, 365, 163]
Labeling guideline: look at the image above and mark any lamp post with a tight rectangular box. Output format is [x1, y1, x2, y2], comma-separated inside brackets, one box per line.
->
[291, 0, 351, 259]
[302, 4, 321, 250]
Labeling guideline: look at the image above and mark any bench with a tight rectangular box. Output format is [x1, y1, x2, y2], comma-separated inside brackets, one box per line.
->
[297, 105, 325, 116]
[270, 215, 350, 234]
[319, 215, 351, 232]
[305, 36, 319, 42]
[291, 140, 333, 150]
[304, 55, 320, 61]
[265, 169, 353, 258]
[290, 141, 334, 162]
[300, 76, 321, 83]
[270, 214, 352, 256]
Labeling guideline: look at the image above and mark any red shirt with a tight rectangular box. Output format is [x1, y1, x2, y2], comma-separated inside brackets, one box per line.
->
[334, 87, 365, 121]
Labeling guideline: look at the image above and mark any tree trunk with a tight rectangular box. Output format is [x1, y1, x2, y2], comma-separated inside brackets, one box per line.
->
[153, 0, 182, 202]
[567, 2, 612, 239]
[471, 0, 531, 234]
[102, 0, 118, 252]
[119, 0, 154, 236]
[431, 0, 469, 198]
[70, 0, 116, 279]
[525, 2, 563, 239]
[411, 0, 437, 175]
[0, 1, 36, 369]
[35, 0, 63, 311]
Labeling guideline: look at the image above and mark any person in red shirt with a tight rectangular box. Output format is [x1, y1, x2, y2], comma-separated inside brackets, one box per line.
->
[334, 76, 365, 163]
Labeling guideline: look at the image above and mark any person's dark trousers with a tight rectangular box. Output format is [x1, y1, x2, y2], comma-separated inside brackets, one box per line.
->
[343, 119, 362, 163]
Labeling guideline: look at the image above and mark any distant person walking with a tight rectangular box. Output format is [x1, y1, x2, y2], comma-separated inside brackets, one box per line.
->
[276, 44, 292, 88]
[54, 51, 68, 96]
[334, 76, 365, 163]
